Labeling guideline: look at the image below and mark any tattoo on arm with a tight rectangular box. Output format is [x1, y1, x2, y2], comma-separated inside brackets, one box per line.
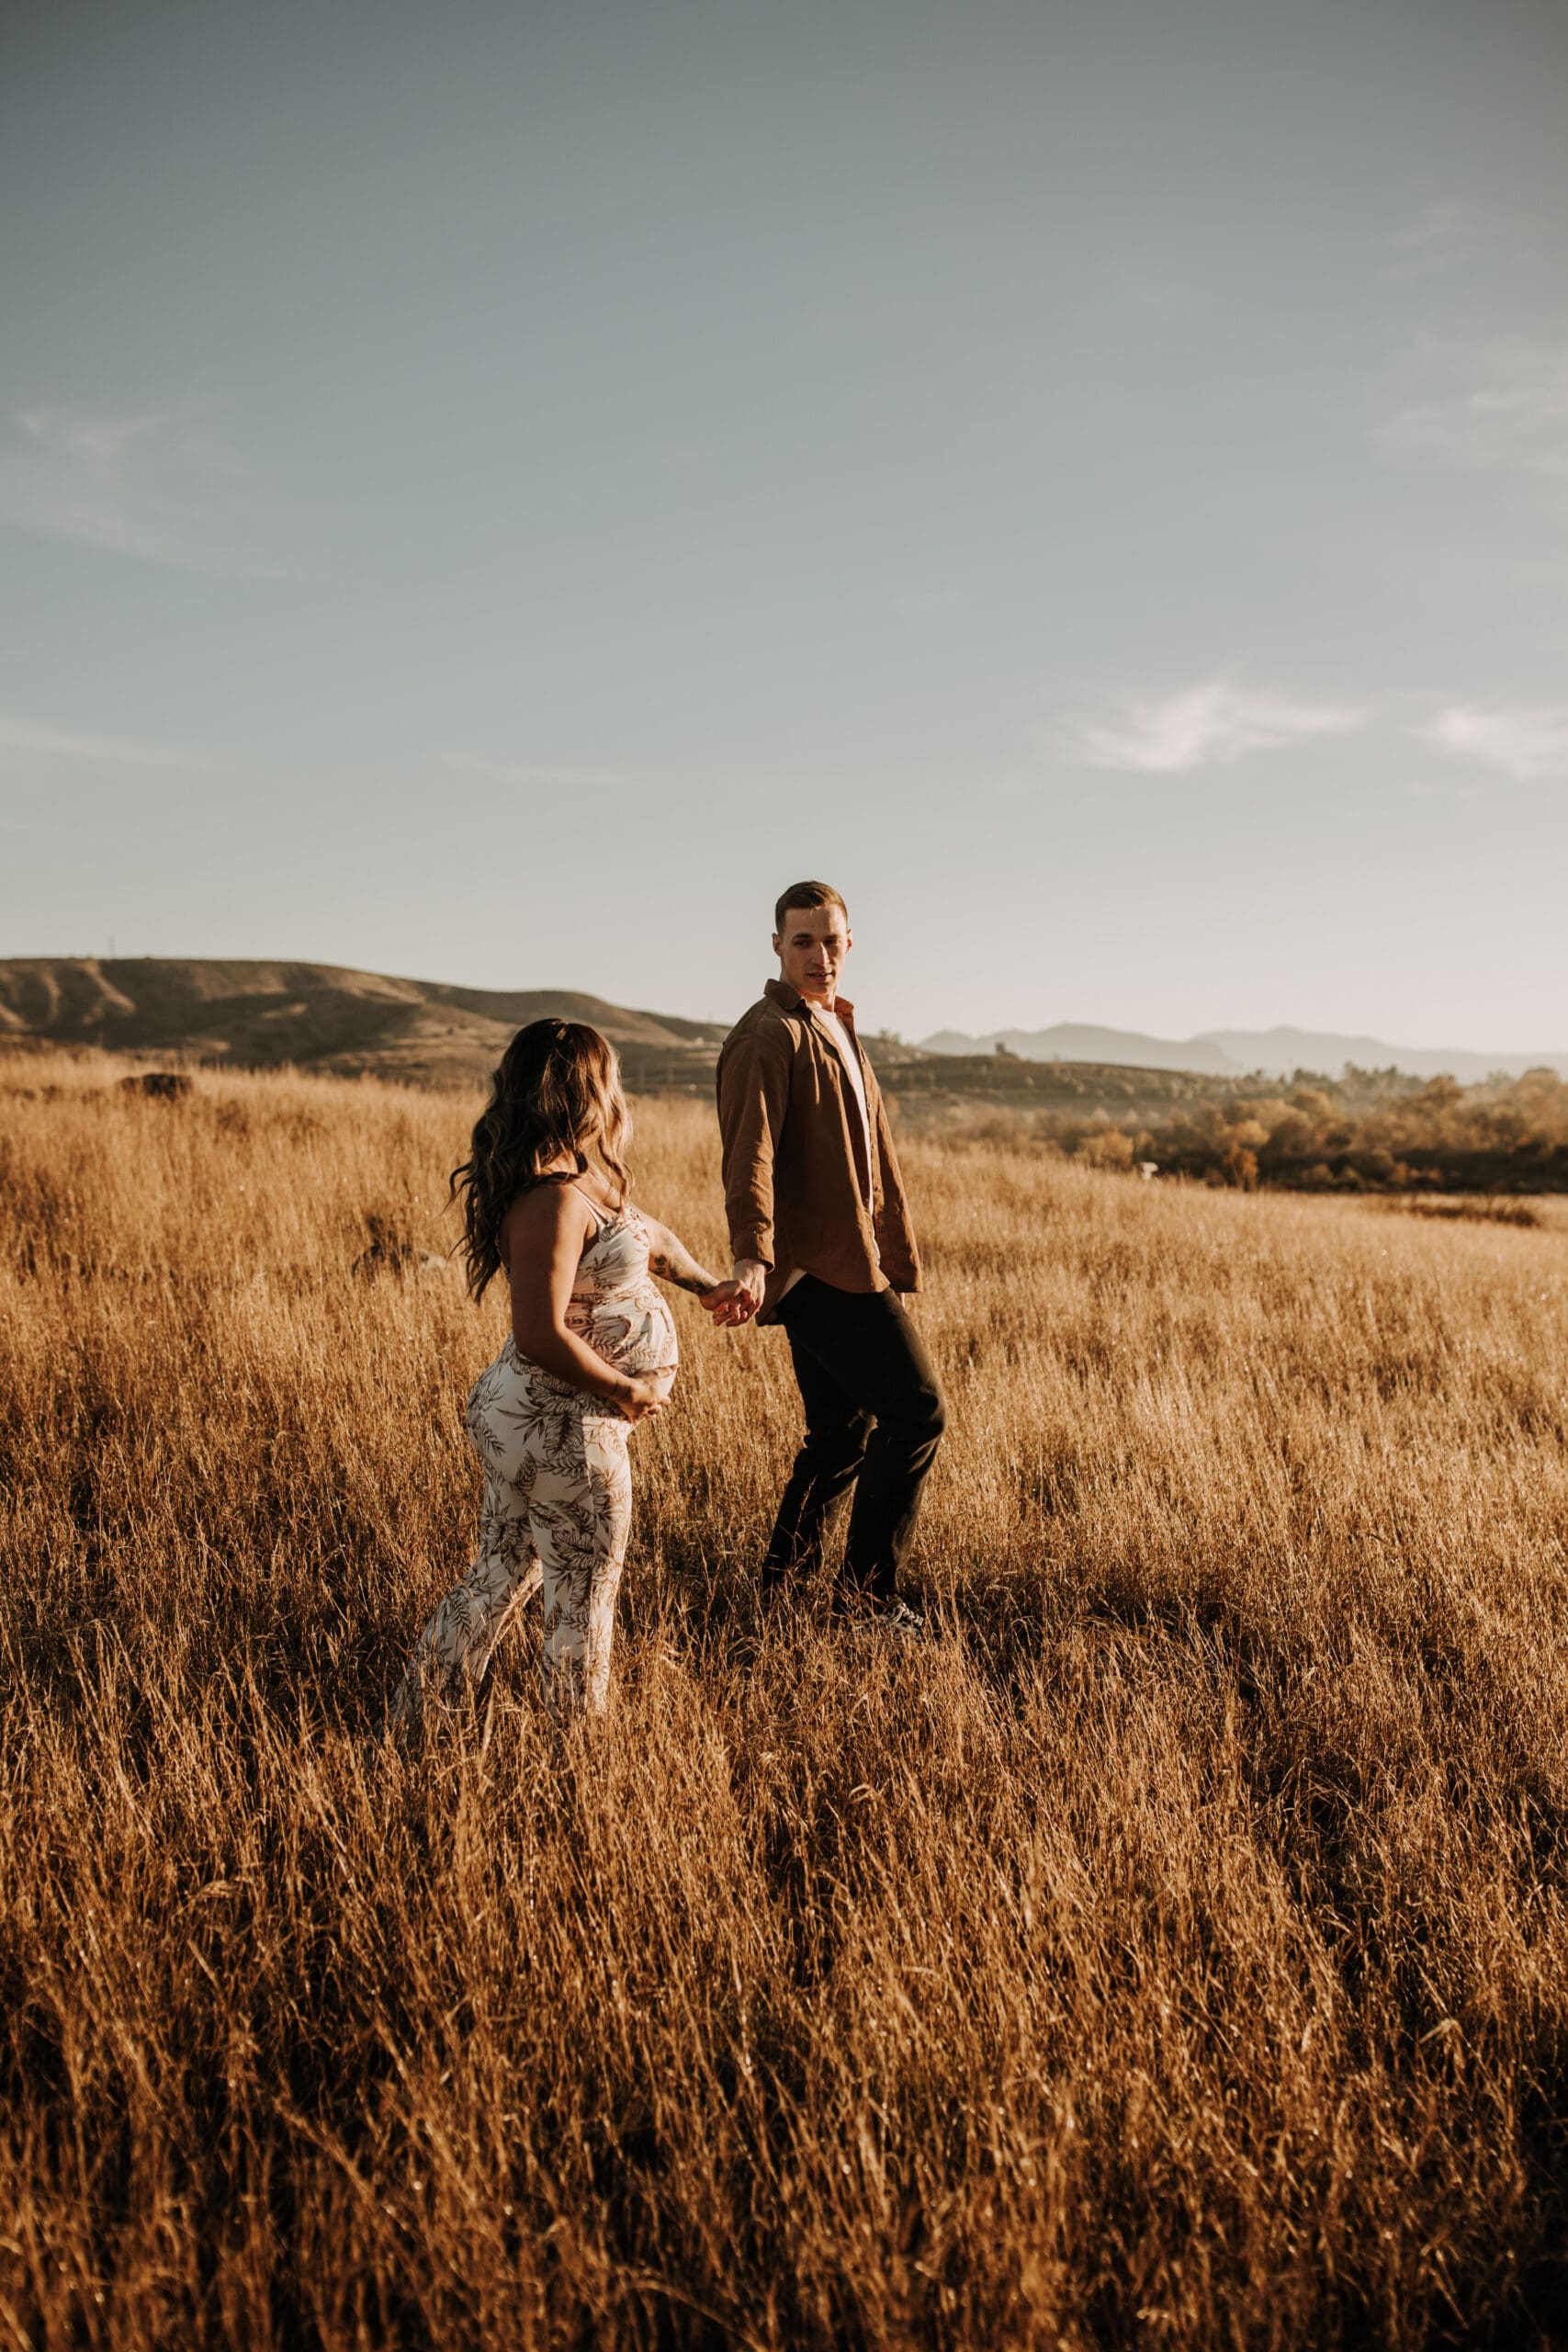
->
[648, 1228, 721, 1295]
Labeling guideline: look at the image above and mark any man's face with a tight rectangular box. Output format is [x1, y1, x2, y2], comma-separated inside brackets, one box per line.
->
[773, 903, 852, 1004]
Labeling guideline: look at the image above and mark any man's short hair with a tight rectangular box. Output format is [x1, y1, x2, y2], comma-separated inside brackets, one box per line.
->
[774, 879, 849, 934]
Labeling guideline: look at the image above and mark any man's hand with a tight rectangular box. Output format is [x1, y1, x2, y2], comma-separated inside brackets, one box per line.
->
[729, 1258, 768, 1321]
[698, 1279, 753, 1328]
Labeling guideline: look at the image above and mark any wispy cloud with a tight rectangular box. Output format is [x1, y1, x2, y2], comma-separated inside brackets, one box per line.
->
[1423, 703, 1568, 782]
[0, 403, 273, 571]
[1382, 198, 1493, 283]
[1378, 346, 1568, 477]
[440, 752, 641, 788]
[1069, 680, 1366, 775]
[0, 714, 204, 771]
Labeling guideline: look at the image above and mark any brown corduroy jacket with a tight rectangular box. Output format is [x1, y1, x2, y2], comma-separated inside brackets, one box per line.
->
[716, 978, 921, 1323]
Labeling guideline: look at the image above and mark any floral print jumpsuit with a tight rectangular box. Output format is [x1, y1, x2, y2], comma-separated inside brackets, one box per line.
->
[390, 1189, 677, 1721]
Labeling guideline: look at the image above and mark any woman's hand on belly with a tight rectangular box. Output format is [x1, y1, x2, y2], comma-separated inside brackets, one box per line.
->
[618, 1376, 669, 1423]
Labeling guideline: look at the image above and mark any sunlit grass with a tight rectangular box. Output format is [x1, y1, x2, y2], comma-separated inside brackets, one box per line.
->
[3, 1050, 1566, 2348]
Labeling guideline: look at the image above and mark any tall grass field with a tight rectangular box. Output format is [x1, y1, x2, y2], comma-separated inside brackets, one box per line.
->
[3, 1053, 1566, 2348]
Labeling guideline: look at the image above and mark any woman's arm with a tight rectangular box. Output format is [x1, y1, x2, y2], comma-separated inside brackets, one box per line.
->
[502, 1188, 664, 1419]
[640, 1215, 752, 1326]
[639, 1215, 722, 1296]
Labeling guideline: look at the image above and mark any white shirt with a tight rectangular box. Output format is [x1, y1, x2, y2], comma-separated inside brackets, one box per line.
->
[813, 1003, 874, 1209]
[775, 998, 876, 1302]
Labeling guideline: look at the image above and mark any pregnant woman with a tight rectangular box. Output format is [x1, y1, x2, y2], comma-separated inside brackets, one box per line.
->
[390, 1018, 740, 1724]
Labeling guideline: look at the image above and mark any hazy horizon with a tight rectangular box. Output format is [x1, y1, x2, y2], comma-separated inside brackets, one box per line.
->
[5, 949, 1564, 1066]
[4, 0, 1566, 1052]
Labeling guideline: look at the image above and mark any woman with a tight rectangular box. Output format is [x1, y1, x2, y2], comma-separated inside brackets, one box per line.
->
[390, 1019, 739, 1723]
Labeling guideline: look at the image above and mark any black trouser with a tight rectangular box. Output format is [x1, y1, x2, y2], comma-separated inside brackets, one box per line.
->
[762, 1277, 947, 1605]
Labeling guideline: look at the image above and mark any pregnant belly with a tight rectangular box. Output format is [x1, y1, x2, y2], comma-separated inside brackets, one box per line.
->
[573, 1291, 679, 1393]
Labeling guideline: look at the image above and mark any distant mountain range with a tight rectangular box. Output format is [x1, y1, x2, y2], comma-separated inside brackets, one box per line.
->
[5, 959, 1561, 1092]
[920, 1023, 1568, 1085]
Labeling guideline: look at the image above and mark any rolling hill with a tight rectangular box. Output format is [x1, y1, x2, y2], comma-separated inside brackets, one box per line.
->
[8, 959, 1560, 1104]
[0, 958, 728, 1091]
[0, 958, 1253, 1106]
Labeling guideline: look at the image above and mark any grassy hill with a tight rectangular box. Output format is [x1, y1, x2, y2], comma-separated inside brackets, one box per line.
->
[0, 957, 1232, 1103]
[0, 957, 728, 1091]
[7, 959, 1564, 1192]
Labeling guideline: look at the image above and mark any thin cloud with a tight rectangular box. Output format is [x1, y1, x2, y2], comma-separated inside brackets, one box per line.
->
[0, 402, 273, 571]
[1070, 680, 1365, 775]
[0, 714, 204, 770]
[1382, 198, 1493, 283]
[1378, 347, 1568, 477]
[440, 752, 641, 787]
[1423, 703, 1568, 782]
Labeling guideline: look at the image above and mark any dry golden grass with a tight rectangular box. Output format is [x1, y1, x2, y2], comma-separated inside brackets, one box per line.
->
[3, 1051, 1567, 2349]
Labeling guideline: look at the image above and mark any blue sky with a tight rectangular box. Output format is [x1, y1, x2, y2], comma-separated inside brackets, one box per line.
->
[3, 0, 1565, 1047]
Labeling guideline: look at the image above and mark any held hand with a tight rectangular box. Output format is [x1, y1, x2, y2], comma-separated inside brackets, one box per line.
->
[699, 1279, 753, 1328]
[618, 1377, 668, 1424]
[730, 1259, 767, 1320]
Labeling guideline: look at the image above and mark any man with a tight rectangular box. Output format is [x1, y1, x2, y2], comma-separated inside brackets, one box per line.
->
[716, 881, 946, 1633]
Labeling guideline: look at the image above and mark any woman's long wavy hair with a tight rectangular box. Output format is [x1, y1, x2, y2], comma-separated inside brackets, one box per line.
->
[451, 1019, 631, 1300]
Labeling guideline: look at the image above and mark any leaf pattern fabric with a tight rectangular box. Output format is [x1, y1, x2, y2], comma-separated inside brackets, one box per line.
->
[563, 1201, 678, 1395]
[389, 1199, 671, 1723]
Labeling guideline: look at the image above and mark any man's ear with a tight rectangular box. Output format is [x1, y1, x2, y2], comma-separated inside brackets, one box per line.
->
[771, 933, 782, 956]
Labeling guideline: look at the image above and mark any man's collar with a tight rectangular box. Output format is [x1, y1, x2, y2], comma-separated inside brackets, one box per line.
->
[764, 977, 856, 1024]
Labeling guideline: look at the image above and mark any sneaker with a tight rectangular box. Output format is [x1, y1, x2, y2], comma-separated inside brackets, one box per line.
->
[864, 1597, 931, 1642]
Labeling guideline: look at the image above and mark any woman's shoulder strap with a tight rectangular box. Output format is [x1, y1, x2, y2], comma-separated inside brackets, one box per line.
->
[566, 1180, 612, 1231]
